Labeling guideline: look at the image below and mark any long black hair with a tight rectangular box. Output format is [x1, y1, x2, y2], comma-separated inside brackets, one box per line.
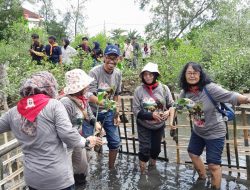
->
[63, 38, 70, 49]
[179, 62, 212, 92]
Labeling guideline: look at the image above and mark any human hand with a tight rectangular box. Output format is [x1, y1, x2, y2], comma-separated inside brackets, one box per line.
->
[152, 112, 163, 122]
[86, 136, 103, 148]
[161, 110, 170, 121]
[95, 122, 105, 137]
[114, 114, 121, 126]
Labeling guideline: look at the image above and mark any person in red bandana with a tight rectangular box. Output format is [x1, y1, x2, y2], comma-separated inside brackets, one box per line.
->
[60, 69, 104, 186]
[0, 71, 101, 190]
[133, 62, 175, 174]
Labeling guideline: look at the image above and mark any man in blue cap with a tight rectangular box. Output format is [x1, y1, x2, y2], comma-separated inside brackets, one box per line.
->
[88, 45, 122, 169]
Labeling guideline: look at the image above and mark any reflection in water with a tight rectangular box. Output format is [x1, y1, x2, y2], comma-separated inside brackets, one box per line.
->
[79, 153, 250, 190]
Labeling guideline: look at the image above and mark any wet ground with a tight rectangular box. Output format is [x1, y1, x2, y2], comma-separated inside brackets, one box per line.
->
[77, 152, 250, 190]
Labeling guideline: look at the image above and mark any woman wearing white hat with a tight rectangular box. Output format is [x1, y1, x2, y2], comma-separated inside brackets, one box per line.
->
[60, 69, 103, 185]
[133, 62, 175, 174]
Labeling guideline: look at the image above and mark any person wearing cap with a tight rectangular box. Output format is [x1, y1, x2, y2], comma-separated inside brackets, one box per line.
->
[44, 36, 62, 64]
[88, 44, 122, 169]
[29, 33, 45, 65]
[60, 69, 103, 185]
[0, 71, 98, 190]
[133, 62, 175, 174]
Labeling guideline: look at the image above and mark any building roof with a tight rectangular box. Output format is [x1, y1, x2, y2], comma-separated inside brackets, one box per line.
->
[23, 8, 42, 20]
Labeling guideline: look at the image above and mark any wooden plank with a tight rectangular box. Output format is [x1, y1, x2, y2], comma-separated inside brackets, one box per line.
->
[0, 167, 23, 186]
[9, 179, 25, 190]
[2, 152, 23, 166]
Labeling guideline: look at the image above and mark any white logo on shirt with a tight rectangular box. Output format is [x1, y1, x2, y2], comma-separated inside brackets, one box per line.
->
[25, 98, 35, 109]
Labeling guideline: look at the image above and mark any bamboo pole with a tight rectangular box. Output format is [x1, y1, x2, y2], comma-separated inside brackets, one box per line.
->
[129, 99, 136, 154]
[225, 122, 232, 174]
[241, 109, 250, 180]
[233, 115, 240, 177]
[121, 99, 129, 153]
[4, 133, 14, 185]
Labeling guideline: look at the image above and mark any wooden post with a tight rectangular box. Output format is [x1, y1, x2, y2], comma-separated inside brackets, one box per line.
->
[242, 108, 250, 180]
[121, 99, 129, 153]
[130, 98, 136, 154]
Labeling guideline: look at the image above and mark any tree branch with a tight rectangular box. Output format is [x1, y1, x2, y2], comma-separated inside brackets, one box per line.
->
[173, 0, 214, 41]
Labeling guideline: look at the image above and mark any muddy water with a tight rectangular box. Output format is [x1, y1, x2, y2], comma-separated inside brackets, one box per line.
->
[79, 152, 250, 190]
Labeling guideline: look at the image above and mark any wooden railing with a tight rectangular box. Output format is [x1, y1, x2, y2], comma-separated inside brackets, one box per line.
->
[0, 95, 249, 188]
[0, 135, 24, 190]
[118, 96, 250, 180]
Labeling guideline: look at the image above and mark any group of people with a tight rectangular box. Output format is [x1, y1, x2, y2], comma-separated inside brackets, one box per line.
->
[29, 34, 151, 69]
[30, 34, 103, 66]
[1, 40, 250, 190]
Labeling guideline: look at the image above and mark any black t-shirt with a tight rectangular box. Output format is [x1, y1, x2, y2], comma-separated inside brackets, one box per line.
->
[30, 43, 44, 61]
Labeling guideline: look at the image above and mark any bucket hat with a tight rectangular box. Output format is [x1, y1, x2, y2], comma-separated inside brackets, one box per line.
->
[64, 69, 94, 95]
[140, 62, 160, 77]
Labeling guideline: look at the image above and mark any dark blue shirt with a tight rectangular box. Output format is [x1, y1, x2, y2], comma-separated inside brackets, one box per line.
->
[45, 44, 62, 64]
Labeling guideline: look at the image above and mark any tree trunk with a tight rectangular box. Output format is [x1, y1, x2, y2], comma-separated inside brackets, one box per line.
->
[0, 64, 9, 111]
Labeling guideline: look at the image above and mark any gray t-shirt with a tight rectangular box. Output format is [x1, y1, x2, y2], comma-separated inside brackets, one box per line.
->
[180, 83, 239, 139]
[133, 83, 174, 129]
[60, 96, 95, 129]
[0, 99, 86, 190]
[88, 64, 122, 112]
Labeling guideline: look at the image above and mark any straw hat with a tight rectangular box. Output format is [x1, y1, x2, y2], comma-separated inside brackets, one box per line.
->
[140, 62, 160, 77]
[64, 69, 94, 95]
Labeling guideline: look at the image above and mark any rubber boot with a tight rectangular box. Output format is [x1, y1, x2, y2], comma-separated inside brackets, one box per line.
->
[139, 160, 147, 174]
[109, 150, 118, 169]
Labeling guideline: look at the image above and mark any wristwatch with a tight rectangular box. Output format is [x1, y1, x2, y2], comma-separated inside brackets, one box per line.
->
[85, 139, 90, 148]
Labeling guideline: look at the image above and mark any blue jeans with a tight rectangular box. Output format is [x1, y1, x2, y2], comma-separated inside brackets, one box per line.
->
[188, 131, 225, 165]
[82, 120, 94, 138]
[96, 111, 120, 150]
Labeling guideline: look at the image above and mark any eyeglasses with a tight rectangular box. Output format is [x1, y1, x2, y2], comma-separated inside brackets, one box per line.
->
[186, 72, 200, 76]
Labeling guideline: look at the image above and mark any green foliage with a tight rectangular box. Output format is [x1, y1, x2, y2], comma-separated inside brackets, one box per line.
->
[0, 0, 23, 40]
[90, 33, 109, 50]
[47, 20, 67, 41]
[152, 40, 202, 91]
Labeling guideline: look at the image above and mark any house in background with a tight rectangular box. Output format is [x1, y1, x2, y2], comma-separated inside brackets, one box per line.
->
[23, 8, 43, 29]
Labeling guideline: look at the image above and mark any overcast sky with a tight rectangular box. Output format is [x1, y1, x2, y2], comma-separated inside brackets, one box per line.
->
[23, 0, 152, 37]
[83, 0, 151, 36]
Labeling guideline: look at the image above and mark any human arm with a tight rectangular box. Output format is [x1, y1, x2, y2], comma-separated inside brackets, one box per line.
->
[206, 83, 248, 106]
[87, 70, 102, 105]
[0, 111, 11, 133]
[54, 100, 101, 148]
[237, 95, 250, 105]
[113, 95, 121, 125]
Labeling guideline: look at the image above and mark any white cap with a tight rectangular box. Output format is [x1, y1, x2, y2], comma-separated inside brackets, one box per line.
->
[140, 62, 160, 76]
